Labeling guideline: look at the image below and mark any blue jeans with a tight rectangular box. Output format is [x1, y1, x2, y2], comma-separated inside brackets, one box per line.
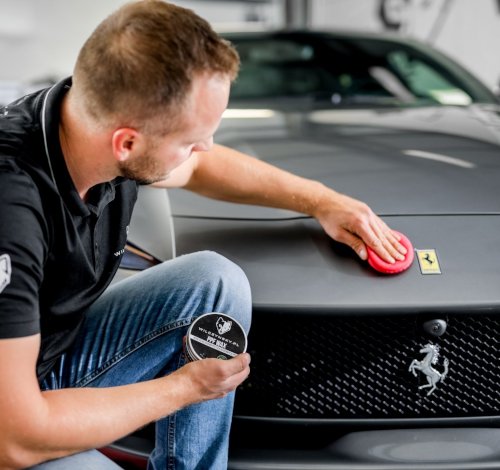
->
[30, 251, 252, 470]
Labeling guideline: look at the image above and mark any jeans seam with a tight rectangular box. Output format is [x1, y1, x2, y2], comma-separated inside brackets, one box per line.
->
[75, 318, 192, 387]
[166, 351, 185, 470]
[167, 413, 176, 470]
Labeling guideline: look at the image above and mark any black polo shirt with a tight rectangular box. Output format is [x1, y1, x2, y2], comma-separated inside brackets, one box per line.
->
[0, 78, 138, 380]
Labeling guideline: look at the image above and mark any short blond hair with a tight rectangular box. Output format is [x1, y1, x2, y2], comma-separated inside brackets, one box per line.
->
[73, 0, 239, 133]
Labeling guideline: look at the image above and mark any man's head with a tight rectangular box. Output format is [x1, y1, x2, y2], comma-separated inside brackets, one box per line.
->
[114, 71, 230, 184]
[72, 0, 240, 135]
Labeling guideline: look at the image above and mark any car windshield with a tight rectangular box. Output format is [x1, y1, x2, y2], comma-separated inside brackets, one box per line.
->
[227, 32, 497, 107]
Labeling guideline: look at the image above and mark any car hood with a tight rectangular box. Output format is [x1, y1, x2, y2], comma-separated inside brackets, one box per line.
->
[157, 104, 500, 312]
[169, 104, 500, 219]
[171, 214, 500, 312]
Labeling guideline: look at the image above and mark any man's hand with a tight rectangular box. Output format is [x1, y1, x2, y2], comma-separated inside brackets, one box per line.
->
[0, 335, 249, 468]
[172, 353, 251, 404]
[314, 190, 407, 264]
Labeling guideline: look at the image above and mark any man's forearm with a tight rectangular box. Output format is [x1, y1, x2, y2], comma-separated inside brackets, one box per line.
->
[186, 144, 332, 218]
[1, 345, 250, 470]
[185, 144, 406, 263]
[2, 375, 190, 469]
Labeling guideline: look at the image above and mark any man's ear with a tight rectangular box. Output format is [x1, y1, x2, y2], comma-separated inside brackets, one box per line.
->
[111, 128, 140, 162]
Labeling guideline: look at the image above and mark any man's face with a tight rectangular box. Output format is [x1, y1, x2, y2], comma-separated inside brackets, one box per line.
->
[118, 72, 231, 185]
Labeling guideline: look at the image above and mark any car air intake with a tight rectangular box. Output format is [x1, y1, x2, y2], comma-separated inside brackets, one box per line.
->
[234, 312, 500, 420]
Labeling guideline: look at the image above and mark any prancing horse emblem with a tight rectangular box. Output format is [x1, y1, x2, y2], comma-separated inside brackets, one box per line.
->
[408, 343, 449, 395]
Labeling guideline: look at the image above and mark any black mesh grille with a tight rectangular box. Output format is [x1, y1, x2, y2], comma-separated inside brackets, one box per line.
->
[234, 313, 500, 420]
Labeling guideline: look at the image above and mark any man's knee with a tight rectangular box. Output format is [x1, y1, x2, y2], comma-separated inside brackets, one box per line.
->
[185, 251, 252, 331]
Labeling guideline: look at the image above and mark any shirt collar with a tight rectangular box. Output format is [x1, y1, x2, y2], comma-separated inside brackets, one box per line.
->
[40, 77, 116, 217]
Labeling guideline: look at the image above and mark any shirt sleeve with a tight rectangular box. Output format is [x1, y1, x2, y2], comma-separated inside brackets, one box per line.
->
[0, 163, 48, 338]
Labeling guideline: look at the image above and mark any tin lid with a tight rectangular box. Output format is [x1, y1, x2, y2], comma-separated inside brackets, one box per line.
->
[186, 312, 247, 361]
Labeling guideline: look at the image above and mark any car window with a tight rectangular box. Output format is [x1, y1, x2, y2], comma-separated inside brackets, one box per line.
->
[231, 39, 339, 99]
[388, 50, 472, 105]
[228, 33, 496, 107]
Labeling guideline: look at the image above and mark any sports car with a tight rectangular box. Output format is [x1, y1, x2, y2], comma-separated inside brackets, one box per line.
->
[105, 30, 500, 469]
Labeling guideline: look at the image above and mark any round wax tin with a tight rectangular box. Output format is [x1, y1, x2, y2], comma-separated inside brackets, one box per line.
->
[185, 312, 247, 361]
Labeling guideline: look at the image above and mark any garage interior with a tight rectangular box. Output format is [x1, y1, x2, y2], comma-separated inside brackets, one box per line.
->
[1, 0, 500, 103]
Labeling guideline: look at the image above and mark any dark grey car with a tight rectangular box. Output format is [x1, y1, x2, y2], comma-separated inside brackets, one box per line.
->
[107, 31, 500, 469]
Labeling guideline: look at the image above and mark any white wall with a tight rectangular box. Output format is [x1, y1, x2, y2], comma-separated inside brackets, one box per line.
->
[313, 0, 500, 92]
[0, 0, 282, 84]
[0, 0, 122, 83]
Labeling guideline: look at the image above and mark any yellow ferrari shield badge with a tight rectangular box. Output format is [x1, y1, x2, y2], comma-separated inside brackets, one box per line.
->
[416, 249, 441, 275]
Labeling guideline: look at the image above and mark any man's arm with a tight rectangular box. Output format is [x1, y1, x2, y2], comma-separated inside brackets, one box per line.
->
[155, 144, 406, 263]
[0, 334, 250, 469]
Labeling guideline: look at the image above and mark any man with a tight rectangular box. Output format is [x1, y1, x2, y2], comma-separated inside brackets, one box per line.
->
[0, 1, 406, 469]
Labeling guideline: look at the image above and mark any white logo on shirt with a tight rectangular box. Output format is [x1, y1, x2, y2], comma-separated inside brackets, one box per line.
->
[0, 254, 12, 294]
[113, 226, 129, 257]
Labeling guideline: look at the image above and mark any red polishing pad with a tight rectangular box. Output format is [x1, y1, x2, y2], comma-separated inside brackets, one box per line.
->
[367, 231, 414, 274]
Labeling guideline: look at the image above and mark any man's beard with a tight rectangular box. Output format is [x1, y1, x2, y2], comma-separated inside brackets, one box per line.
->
[118, 152, 168, 185]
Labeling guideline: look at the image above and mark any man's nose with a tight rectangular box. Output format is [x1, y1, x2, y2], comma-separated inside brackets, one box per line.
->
[193, 137, 213, 152]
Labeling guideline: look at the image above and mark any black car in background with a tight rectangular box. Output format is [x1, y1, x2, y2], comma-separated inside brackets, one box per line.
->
[106, 30, 500, 469]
